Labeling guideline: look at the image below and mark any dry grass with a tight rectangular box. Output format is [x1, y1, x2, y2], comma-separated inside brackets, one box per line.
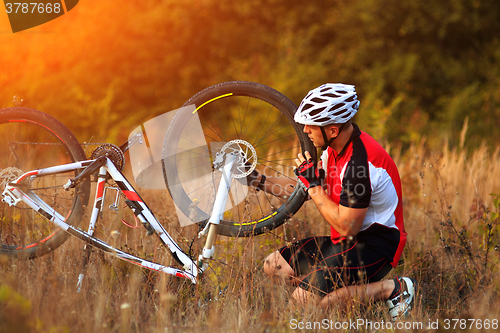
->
[1, 140, 500, 332]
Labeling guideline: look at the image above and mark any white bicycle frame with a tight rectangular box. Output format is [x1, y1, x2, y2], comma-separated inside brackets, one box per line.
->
[2, 151, 237, 286]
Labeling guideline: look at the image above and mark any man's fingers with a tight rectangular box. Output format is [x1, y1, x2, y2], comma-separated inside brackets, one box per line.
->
[297, 152, 312, 163]
[297, 153, 305, 163]
[296, 151, 315, 168]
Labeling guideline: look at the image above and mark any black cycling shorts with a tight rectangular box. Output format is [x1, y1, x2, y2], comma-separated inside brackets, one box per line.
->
[279, 236, 392, 297]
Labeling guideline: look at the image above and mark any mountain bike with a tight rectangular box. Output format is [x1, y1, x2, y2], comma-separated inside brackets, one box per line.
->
[0, 81, 316, 287]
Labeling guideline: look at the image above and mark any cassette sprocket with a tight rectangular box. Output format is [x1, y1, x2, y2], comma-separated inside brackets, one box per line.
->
[90, 143, 125, 172]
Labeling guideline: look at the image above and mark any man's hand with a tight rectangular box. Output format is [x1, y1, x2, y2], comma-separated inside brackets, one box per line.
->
[294, 151, 325, 190]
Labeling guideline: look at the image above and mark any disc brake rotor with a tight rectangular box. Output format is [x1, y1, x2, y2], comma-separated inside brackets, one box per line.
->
[0, 167, 24, 189]
[219, 139, 257, 179]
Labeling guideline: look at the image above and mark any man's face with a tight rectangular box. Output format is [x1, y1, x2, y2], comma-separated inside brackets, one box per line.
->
[303, 124, 325, 148]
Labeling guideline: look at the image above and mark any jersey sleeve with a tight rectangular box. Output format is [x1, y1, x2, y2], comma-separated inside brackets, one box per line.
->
[339, 140, 371, 208]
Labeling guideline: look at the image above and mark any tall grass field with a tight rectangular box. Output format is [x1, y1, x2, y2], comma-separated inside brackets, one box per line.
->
[1, 137, 500, 332]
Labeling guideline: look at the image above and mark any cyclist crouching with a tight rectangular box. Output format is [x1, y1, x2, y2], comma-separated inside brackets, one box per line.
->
[252, 84, 416, 321]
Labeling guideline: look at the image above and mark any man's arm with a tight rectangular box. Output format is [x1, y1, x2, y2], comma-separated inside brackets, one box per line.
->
[249, 174, 298, 199]
[295, 151, 368, 236]
[308, 186, 367, 236]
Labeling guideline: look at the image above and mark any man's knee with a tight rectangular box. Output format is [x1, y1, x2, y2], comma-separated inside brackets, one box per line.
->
[264, 251, 296, 280]
[263, 251, 282, 275]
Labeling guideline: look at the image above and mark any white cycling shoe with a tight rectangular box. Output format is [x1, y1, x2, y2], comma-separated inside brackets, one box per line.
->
[386, 277, 417, 321]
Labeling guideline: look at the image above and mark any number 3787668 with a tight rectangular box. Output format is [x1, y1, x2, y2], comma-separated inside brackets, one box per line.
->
[5, 2, 62, 14]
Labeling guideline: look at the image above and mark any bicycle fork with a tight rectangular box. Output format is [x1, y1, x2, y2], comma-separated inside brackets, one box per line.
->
[197, 153, 236, 274]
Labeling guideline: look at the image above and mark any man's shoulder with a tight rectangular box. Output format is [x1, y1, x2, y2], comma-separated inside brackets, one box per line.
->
[358, 131, 384, 150]
[357, 132, 393, 161]
[353, 133, 403, 190]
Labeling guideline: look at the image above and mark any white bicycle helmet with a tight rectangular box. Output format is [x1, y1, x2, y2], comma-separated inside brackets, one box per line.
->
[294, 83, 360, 150]
[294, 83, 360, 126]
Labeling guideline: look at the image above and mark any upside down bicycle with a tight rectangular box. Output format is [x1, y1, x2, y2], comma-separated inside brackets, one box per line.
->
[0, 81, 316, 287]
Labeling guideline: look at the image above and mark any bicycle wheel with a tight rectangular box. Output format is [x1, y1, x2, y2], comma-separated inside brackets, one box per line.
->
[0, 107, 90, 259]
[162, 81, 316, 236]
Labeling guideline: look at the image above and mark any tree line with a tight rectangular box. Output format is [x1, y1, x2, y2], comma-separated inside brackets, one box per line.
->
[1, 0, 498, 148]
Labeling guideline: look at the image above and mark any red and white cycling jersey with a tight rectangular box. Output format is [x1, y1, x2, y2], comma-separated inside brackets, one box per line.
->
[321, 123, 406, 267]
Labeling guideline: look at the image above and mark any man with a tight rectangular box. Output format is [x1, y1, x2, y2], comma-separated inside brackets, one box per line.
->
[255, 83, 416, 320]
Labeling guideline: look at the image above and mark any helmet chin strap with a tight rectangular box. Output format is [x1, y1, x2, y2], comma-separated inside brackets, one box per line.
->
[320, 123, 346, 151]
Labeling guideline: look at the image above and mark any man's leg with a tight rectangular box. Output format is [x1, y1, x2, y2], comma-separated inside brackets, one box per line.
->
[264, 236, 333, 284]
[273, 239, 395, 306]
[323, 279, 395, 307]
[266, 239, 416, 319]
[290, 279, 395, 307]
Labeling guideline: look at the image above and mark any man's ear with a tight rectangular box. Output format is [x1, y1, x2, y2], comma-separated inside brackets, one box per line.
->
[326, 124, 339, 138]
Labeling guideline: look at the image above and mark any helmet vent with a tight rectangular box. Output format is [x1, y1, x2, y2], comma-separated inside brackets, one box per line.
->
[323, 93, 340, 98]
[311, 97, 327, 103]
[302, 103, 314, 111]
[331, 103, 345, 111]
[333, 109, 347, 116]
[310, 107, 327, 116]
[316, 117, 331, 123]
